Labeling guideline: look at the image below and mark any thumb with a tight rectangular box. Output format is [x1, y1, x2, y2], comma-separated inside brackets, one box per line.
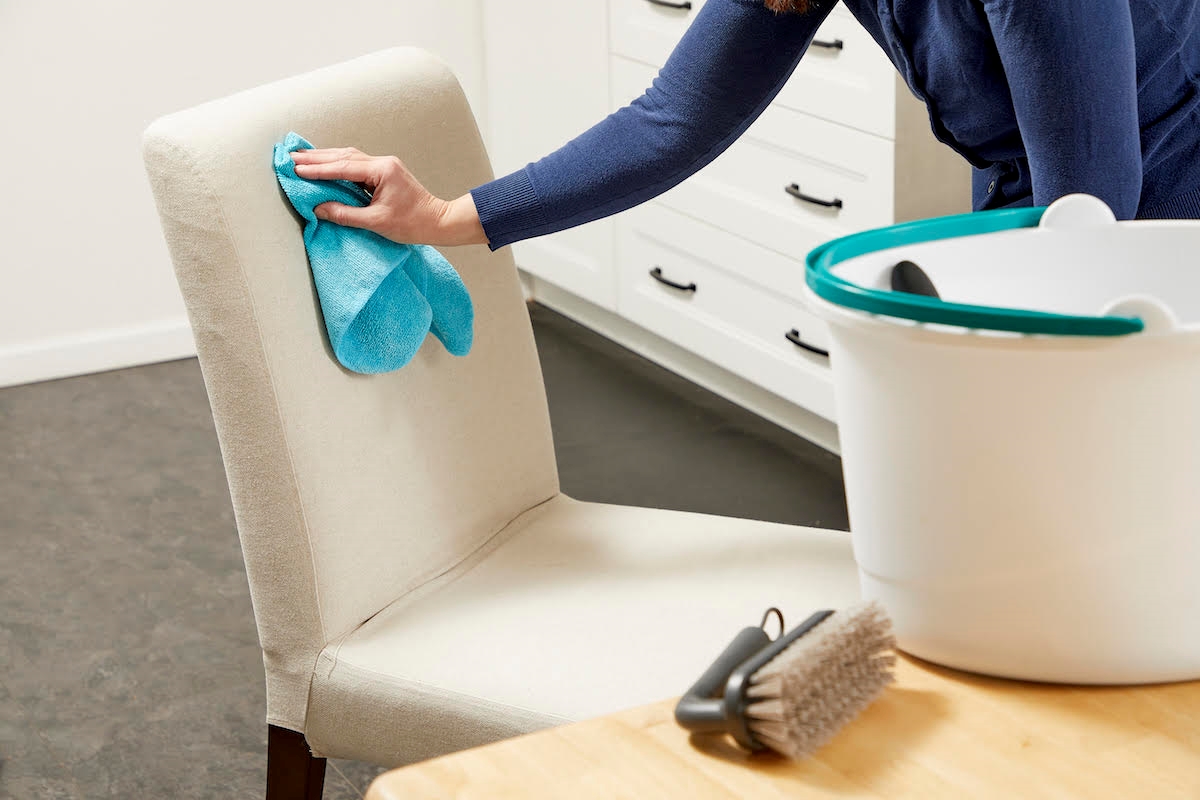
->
[314, 201, 380, 231]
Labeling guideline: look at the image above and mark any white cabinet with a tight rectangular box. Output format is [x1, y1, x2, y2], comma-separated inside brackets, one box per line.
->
[481, 2, 620, 310]
[608, 0, 709, 68]
[616, 203, 837, 420]
[772, 7, 896, 139]
[483, 0, 969, 430]
[610, 57, 896, 261]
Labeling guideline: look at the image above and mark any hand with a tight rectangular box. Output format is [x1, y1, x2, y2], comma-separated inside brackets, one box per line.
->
[290, 147, 488, 247]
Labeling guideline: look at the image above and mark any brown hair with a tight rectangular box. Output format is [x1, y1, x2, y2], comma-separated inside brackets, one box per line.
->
[764, 0, 812, 12]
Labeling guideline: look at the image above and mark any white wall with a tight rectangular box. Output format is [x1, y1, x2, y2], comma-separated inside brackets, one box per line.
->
[0, 1, 485, 388]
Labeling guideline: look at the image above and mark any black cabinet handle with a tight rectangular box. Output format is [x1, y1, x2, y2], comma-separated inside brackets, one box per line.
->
[649, 267, 697, 293]
[785, 183, 843, 210]
[786, 329, 829, 358]
[811, 38, 845, 50]
[645, 0, 693, 8]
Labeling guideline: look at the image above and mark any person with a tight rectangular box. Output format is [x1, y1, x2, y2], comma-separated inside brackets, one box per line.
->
[290, 0, 1200, 251]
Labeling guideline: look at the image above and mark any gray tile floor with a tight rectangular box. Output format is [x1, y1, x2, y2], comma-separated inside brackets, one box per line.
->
[0, 303, 847, 799]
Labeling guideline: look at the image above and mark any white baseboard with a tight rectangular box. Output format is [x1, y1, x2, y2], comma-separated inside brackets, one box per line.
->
[525, 274, 840, 455]
[0, 317, 197, 389]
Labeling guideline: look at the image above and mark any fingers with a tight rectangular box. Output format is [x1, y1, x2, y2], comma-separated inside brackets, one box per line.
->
[314, 201, 383, 231]
[290, 146, 367, 164]
[293, 159, 378, 184]
[289, 148, 426, 240]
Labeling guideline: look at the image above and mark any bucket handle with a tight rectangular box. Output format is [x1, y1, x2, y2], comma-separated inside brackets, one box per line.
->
[804, 200, 1145, 337]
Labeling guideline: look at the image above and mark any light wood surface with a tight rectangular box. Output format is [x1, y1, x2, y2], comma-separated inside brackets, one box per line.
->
[365, 653, 1200, 799]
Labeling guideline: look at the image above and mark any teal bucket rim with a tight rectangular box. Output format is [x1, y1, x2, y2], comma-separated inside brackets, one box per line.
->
[803, 206, 1144, 337]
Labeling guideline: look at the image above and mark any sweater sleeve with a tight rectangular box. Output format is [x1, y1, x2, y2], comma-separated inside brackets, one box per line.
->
[470, 0, 833, 250]
[980, 0, 1142, 219]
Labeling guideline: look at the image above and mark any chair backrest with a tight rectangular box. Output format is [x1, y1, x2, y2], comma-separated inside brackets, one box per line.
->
[143, 48, 560, 731]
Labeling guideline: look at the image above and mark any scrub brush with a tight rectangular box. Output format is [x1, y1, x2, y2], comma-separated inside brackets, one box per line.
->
[675, 603, 896, 758]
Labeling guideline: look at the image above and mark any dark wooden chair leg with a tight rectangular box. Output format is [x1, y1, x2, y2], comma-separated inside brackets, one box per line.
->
[266, 724, 326, 800]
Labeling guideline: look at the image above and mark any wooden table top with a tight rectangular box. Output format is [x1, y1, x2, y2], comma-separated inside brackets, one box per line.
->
[365, 654, 1200, 799]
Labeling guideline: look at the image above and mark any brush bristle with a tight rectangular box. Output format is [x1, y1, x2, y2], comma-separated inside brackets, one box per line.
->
[743, 601, 896, 759]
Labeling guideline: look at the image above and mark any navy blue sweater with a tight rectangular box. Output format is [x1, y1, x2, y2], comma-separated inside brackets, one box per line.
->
[471, 0, 1200, 250]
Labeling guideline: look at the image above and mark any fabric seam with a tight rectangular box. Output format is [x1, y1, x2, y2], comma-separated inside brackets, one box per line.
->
[159, 135, 330, 671]
[319, 657, 575, 727]
[318, 491, 563, 678]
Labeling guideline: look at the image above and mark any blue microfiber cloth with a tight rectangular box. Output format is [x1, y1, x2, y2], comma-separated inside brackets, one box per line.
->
[272, 132, 473, 373]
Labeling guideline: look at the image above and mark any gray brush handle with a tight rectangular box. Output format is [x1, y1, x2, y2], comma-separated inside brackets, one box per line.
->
[724, 609, 835, 750]
[675, 626, 770, 733]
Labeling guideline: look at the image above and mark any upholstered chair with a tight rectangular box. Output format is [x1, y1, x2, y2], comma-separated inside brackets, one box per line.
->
[142, 47, 860, 800]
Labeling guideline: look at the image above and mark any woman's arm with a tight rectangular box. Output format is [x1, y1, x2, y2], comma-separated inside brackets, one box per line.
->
[980, 0, 1142, 219]
[471, 0, 834, 249]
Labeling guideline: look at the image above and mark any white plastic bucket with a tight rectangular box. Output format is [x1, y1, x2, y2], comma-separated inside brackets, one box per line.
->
[803, 195, 1200, 684]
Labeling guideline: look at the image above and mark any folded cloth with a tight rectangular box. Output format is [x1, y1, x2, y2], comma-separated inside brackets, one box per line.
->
[272, 132, 473, 373]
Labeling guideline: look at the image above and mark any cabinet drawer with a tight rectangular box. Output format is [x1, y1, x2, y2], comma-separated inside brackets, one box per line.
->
[609, 0, 706, 67]
[616, 203, 835, 420]
[609, 1, 894, 138]
[775, 11, 896, 139]
[611, 56, 894, 260]
[621, 191, 812, 302]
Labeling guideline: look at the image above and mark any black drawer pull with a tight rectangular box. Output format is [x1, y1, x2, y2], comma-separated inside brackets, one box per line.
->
[649, 267, 697, 292]
[786, 329, 829, 358]
[811, 38, 845, 50]
[645, 0, 693, 8]
[785, 183, 843, 210]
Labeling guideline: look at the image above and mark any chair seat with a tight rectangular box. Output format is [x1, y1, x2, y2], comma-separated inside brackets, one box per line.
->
[303, 493, 860, 766]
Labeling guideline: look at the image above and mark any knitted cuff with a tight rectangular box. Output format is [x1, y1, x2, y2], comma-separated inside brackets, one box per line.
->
[469, 169, 548, 251]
